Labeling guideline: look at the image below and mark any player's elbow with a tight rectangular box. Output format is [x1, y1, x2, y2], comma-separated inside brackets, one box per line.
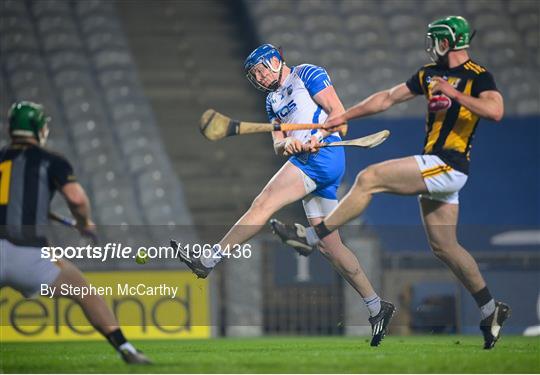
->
[486, 108, 503, 122]
[483, 96, 504, 122]
[67, 193, 88, 209]
[68, 194, 87, 208]
[62, 183, 89, 208]
[492, 114, 503, 123]
[492, 107, 504, 122]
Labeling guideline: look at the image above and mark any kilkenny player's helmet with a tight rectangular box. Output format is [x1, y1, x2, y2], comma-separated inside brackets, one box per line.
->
[8, 101, 50, 145]
[244, 43, 284, 93]
[426, 16, 473, 62]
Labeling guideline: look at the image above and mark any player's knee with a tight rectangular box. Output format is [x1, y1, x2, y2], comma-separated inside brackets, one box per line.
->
[354, 167, 378, 191]
[250, 192, 274, 214]
[428, 238, 454, 258]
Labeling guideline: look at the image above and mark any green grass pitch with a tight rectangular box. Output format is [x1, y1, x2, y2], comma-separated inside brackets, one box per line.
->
[1, 336, 539, 373]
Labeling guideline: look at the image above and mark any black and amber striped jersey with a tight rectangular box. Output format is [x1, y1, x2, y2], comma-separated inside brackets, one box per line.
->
[406, 59, 498, 174]
[0, 141, 76, 246]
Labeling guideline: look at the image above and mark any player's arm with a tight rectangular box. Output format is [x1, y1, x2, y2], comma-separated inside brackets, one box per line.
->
[455, 90, 503, 122]
[430, 76, 504, 121]
[267, 116, 290, 156]
[325, 83, 416, 129]
[266, 97, 299, 156]
[51, 155, 94, 234]
[313, 85, 345, 139]
[270, 115, 310, 156]
[60, 182, 94, 233]
[299, 65, 346, 148]
[273, 88, 341, 154]
[272, 128, 308, 156]
[272, 127, 288, 156]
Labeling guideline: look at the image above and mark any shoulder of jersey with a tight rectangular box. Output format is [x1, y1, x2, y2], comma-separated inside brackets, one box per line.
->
[463, 60, 488, 75]
[421, 62, 437, 69]
[40, 146, 70, 163]
[295, 63, 324, 77]
[295, 63, 313, 70]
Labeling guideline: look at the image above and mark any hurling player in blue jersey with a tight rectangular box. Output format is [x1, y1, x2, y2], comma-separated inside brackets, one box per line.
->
[172, 44, 395, 346]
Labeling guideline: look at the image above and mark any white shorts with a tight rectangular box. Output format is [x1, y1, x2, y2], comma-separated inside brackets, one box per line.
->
[300, 170, 338, 218]
[0, 239, 61, 298]
[414, 155, 468, 204]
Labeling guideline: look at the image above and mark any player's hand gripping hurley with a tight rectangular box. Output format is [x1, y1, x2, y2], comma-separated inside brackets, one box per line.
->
[200, 109, 390, 149]
[48, 212, 98, 244]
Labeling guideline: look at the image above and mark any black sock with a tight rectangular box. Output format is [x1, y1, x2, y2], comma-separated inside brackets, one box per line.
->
[472, 286, 493, 308]
[314, 221, 332, 239]
[106, 328, 127, 350]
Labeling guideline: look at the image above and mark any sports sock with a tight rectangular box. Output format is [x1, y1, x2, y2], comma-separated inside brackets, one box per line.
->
[106, 328, 135, 353]
[363, 294, 381, 317]
[201, 244, 223, 268]
[305, 226, 320, 246]
[473, 286, 496, 320]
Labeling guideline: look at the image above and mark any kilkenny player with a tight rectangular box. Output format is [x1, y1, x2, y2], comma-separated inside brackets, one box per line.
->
[0, 101, 151, 364]
[271, 16, 510, 349]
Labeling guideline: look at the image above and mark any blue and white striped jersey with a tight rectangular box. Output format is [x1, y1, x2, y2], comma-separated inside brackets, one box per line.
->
[265, 64, 340, 143]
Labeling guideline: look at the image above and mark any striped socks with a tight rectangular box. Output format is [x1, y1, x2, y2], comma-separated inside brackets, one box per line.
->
[473, 286, 496, 320]
[200, 244, 223, 268]
[363, 294, 382, 317]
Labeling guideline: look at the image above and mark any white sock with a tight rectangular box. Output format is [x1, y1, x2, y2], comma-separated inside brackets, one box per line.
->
[119, 342, 137, 354]
[480, 299, 496, 320]
[305, 226, 320, 246]
[200, 244, 223, 268]
[363, 294, 381, 317]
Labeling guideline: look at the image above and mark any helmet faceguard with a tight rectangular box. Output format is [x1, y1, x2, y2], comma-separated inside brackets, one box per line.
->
[39, 125, 50, 146]
[8, 101, 50, 146]
[425, 30, 451, 64]
[426, 16, 474, 63]
[244, 44, 284, 93]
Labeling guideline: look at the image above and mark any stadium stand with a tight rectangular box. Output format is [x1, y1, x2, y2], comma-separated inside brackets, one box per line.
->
[0, 0, 192, 249]
[115, 0, 304, 233]
[244, 0, 540, 115]
[242, 0, 539, 231]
